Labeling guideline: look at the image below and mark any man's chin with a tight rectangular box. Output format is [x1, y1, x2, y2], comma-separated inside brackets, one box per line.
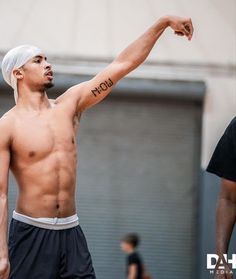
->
[44, 82, 54, 89]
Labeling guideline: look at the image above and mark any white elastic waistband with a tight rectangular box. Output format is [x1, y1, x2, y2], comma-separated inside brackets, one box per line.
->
[12, 210, 79, 230]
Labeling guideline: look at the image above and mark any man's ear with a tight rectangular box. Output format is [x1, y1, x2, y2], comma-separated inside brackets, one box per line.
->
[13, 68, 24, 80]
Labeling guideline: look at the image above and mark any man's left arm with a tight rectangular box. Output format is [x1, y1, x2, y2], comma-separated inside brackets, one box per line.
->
[214, 179, 236, 279]
[216, 179, 236, 255]
[57, 15, 193, 113]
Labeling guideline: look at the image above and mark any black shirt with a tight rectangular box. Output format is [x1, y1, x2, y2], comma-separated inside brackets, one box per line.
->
[206, 117, 236, 182]
[126, 251, 143, 279]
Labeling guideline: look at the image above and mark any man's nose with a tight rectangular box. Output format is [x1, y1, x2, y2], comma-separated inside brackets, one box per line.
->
[45, 61, 52, 69]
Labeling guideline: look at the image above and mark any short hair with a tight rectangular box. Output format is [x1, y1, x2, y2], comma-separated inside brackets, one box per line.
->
[122, 233, 140, 248]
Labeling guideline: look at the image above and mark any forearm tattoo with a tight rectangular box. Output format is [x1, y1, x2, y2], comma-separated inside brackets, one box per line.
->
[91, 78, 114, 97]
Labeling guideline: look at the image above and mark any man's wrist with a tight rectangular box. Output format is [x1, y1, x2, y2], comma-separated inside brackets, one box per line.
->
[159, 15, 171, 28]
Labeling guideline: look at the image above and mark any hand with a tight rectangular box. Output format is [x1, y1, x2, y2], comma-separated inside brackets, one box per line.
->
[214, 262, 234, 279]
[167, 15, 194, 41]
[0, 258, 10, 279]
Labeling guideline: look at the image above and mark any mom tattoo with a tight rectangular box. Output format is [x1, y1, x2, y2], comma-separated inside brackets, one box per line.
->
[91, 78, 114, 97]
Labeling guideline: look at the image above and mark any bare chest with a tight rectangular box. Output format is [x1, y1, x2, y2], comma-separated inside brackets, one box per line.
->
[12, 113, 78, 160]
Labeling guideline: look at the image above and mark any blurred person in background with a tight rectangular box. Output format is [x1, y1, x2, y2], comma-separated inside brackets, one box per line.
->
[120, 233, 152, 279]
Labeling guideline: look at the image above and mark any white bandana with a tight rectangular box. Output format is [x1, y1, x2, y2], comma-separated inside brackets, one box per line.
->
[1, 45, 42, 103]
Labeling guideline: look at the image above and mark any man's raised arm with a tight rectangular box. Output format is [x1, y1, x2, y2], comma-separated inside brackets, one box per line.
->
[0, 117, 11, 279]
[57, 15, 193, 113]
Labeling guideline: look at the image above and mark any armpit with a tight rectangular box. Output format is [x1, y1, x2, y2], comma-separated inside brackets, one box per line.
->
[73, 112, 82, 128]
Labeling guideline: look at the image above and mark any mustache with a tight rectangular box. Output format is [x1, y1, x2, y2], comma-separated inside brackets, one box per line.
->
[44, 70, 53, 76]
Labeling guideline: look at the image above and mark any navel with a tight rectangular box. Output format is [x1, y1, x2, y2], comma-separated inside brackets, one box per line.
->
[28, 151, 35, 157]
[72, 138, 75, 144]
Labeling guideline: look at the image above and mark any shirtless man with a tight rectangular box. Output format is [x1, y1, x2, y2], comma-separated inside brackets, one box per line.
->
[0, 15, 193, 279]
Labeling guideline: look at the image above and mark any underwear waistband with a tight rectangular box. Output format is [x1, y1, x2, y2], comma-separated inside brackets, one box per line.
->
[12, 210, 79, 230]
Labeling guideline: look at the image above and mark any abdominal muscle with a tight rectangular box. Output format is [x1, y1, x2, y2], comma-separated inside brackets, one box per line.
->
[12, 149, 78, 218]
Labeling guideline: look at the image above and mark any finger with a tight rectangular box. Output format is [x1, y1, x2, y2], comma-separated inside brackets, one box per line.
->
[189, 18, 194, 38]
[184, 24, 191, 38]
[184, 24, 191, 33]
[175, 31, 184, 36]
[185, 19, 194, 40]
[181, 25, 189, 38]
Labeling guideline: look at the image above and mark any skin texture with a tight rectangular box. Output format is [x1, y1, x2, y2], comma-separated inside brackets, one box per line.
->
[214, 179, 236, 279]
[0, 15, 193, 279]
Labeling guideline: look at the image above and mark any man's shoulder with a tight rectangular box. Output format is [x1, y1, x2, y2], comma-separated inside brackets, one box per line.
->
[223, 117, 236, 138]
[0, 108, 15, 138]
[56, 82, 86, 102]
[0, 107, 16, 121]
[229, 117, 236, 128]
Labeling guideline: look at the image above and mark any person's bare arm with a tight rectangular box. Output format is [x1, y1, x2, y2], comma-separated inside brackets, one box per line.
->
[128, 264, 138, 279]
[56, 15, 193, 114]
[0, 116, 11, 279]
[214, 179, 236, 279]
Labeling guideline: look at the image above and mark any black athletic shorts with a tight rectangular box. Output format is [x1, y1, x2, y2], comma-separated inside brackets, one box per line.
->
[8, 218, 96, 279]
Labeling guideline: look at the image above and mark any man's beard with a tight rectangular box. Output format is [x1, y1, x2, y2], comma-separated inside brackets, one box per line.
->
[44, 81, 54, 90]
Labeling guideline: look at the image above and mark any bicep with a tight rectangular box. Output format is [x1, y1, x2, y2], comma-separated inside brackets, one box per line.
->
[55, 61, 128, 114]
[74, 61, 128, 112]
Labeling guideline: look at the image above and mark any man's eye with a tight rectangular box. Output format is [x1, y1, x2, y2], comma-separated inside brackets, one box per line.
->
[34, 59, 41, 63]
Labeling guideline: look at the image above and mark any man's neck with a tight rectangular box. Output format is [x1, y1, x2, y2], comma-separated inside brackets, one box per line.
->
[16, 89, 51, 112]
